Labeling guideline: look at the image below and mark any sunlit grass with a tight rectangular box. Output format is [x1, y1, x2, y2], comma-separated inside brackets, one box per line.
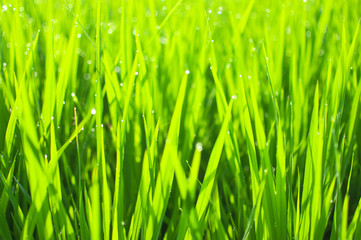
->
[0, 0, 361, 239]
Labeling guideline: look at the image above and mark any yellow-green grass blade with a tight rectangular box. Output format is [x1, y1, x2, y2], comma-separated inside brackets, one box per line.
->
[146, 72, 188, 239]
[196, 99, 233, 228]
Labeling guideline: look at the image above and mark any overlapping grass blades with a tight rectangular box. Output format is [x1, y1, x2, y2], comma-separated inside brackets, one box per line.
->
[0, 0, 361, 239]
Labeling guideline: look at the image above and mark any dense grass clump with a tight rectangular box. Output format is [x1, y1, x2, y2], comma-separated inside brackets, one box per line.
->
[1, 0, 361, 239]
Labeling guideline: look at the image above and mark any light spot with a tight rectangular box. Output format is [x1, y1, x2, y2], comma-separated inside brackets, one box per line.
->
[71, 92, 75, 97]
[135, 71, 139, 75]
[115, 66, 121, 73]
[91, 108, 96, 115]
[232, 95, 237, 100]
[185, 70, 190, 75]
[77, 33, 81, 38]
[196, 142, 203, 152]
[83, 73, 90, 80]
[87, 60, 92, 65]
[159, 37, 168, 45]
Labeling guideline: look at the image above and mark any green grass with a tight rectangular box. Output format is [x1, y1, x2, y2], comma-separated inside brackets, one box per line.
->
[0, 0, 361, 239]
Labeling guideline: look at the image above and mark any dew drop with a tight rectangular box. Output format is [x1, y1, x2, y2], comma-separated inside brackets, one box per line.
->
[196, 142, 203, 152]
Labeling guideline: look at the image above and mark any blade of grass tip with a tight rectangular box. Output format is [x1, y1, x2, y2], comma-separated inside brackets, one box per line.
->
[196, 99, 233, 226]
[173, 142, 189, 200]
[145, 71, 188, 240]
[144, 0, 183, 51]
[238, 0, 255, 34]
[189, 145, 202, 201]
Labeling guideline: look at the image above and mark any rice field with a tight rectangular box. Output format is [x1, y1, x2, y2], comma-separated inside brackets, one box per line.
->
[1, 0, 361, 239]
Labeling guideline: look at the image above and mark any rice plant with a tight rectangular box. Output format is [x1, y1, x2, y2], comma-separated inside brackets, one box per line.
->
[0, 0, 361, 239]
